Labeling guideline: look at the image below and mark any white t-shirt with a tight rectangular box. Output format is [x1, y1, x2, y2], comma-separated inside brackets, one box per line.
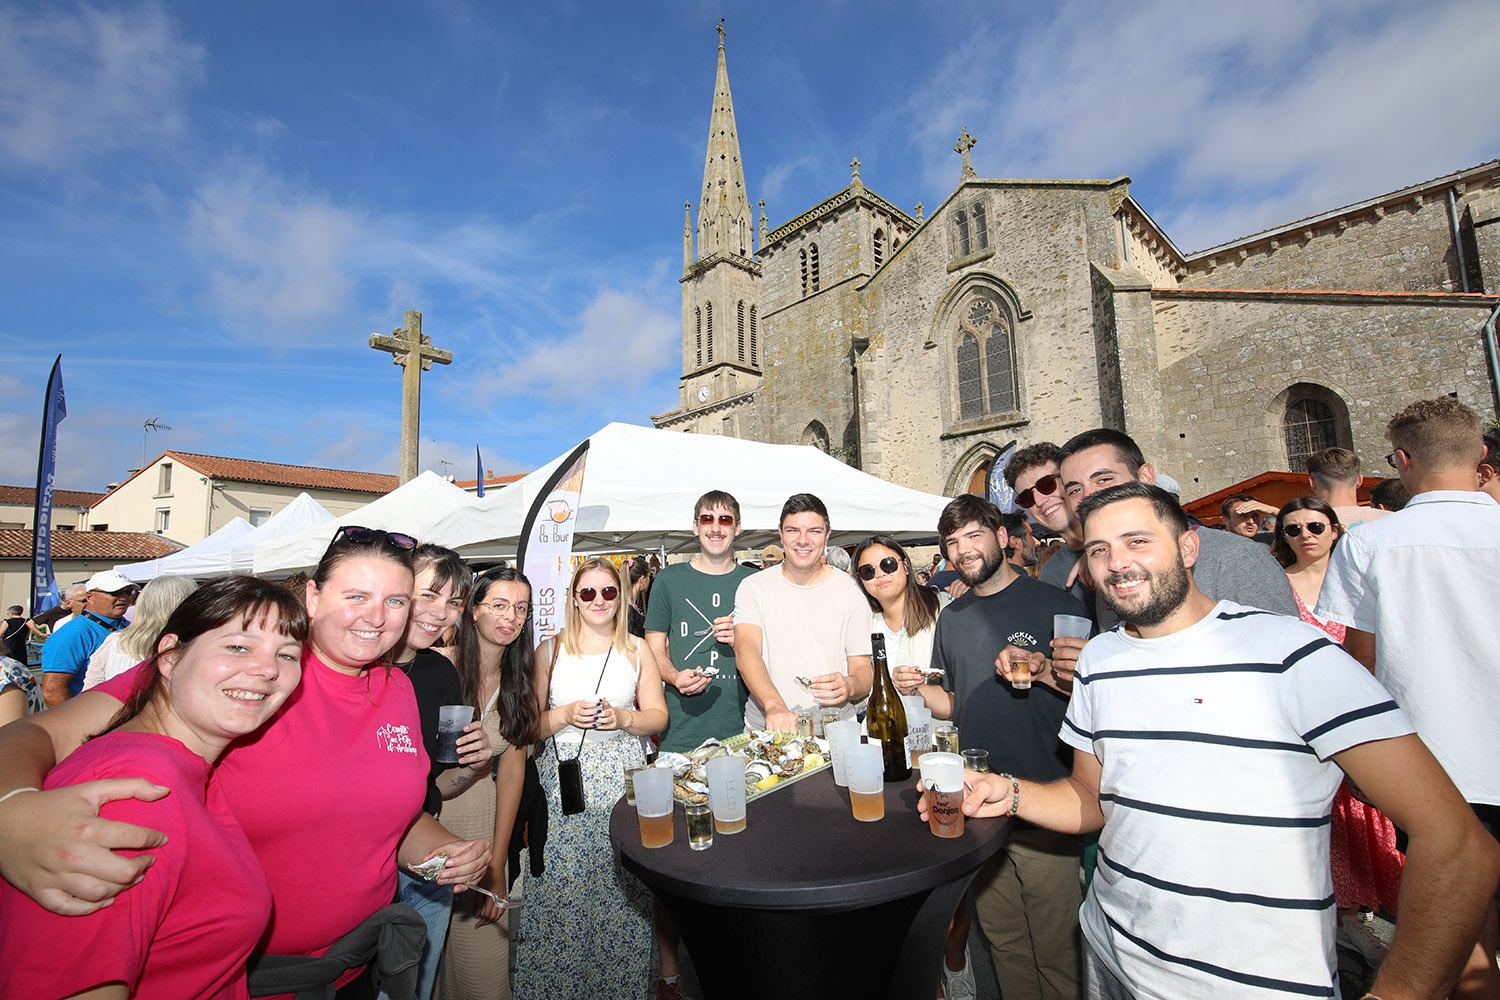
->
[1317, 489, 1500, 804]
[1062, 602, 1412, 999]
[734, 564, 873, 729]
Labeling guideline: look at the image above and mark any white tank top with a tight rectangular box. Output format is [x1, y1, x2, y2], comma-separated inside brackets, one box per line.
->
[549, 646, 639, 746]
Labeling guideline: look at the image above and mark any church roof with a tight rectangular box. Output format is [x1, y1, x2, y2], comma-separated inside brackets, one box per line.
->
[762, 183, 917, 249]
[0, 529, 180, 561]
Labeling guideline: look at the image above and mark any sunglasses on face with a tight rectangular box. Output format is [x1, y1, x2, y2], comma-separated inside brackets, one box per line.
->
[857, 556, 902, 581]
[576, 586, 619, 603]
[1015, 474, 1061, 509]
[697, 513, 736, 527]
[332, 525, 418, 550]
[1282, 521, 1329, 538]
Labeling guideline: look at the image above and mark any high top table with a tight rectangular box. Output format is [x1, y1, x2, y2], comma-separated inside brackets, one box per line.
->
[609, 769, 1010, 1000]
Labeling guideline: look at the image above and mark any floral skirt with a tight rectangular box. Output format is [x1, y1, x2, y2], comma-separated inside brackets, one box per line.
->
[1330, 782, 1403, 913]
[512, 734, 652, 1000]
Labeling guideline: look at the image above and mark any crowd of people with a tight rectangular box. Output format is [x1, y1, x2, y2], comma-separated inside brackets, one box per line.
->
[0, 395, 1496, 1000]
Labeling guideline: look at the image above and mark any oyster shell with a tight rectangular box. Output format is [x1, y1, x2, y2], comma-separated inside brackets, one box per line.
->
[407, 853, 448, 882]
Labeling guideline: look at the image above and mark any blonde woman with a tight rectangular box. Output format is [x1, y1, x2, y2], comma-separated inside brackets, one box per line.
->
[513, 558, 668, 1000]
[81, 575, 198, 690]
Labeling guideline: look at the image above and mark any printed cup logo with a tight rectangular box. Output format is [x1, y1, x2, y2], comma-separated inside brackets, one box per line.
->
[547, 499, 572, 524]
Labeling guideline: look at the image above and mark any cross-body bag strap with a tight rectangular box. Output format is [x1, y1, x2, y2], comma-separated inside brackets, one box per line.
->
[551, 646, 612, 762]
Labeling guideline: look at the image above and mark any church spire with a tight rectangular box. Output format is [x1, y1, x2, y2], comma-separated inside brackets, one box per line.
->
[696, 21, 753, 261]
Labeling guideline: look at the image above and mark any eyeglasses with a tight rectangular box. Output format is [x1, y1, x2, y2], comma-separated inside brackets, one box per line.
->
[1015, 474, 1061, 509]
[331, 525, 418, 550]
[697, 513, 736, 526]
[1282, 521, 1329, 538]
[575, 586, 619, 603]
[857, 556, 901, 581]
[1385, 450, 1405, 469]
[478, 600, 531, 619]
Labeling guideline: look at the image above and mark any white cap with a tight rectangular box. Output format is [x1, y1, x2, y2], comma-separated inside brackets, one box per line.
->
[86, 570, 139, 594]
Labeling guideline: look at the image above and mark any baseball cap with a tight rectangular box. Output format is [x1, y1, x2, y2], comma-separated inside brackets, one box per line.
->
[760, 544, 784, 565]
[86, 570, 140, 594]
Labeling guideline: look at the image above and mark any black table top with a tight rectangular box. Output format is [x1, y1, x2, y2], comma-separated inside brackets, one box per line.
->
[609, 769, 1010, 910]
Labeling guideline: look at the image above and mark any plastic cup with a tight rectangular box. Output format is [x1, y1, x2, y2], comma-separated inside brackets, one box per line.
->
[705, 755, 748, 835]
[633, 767, 675, 848]
[826, 719, 860, 787]
[1054, 614, 1093, 640]
[961, 748, 991, 774]
[900, 694, 924, 718]
[435, 705, 475, 763]
[846, 743, 885, 822]
[686, 801, 714, 851]
[905, 705, 933, 765]
[820, 708, 842, 738]
[918, 752, 966, 838]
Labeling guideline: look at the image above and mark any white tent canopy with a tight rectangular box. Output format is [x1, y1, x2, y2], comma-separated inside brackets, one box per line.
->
[223, 492, 336, 573]
[252, 472, 478, 576]
[116, 516, 253, 582]
[428, 422, 954, 560]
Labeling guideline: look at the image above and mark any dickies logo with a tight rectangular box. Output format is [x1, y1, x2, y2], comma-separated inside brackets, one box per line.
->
[376, 723, 419, 755]
[1008, 631, 1038, 648]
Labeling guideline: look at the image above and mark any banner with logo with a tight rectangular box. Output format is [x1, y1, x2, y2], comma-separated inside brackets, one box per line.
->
[986, 438, 1018, 512]
[30, 356, 67, 614]
[516, 438, 590, 649]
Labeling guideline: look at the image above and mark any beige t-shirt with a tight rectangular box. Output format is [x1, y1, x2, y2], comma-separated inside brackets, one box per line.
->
[734, 564, 873, 729]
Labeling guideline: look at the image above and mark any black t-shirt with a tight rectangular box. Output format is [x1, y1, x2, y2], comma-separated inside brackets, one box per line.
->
[3, 617, 28, 661]
[930, 573, 1089, 783]
[402, 647, 465, 817]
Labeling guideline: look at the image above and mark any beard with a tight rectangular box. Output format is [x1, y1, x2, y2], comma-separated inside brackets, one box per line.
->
[1100, 555, 1191, 627]
[956, 546, 1006, 587]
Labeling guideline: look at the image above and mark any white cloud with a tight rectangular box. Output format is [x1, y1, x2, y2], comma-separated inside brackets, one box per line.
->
[486, 290, 678, 402]
[901, 0, 1500, 251]
[0, 2, 204, 170]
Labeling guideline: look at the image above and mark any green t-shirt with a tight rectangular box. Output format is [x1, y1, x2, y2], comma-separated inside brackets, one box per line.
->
[644, 561, 756, 753]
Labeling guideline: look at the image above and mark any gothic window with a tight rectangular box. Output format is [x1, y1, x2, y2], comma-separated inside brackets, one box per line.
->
[695, 308, 702, 367]
[705, 302, 714, 362]
[955, 211, 971, 257]
[953, 294, 1020, 422]
[972, 204, 989, 250]
[873, 229, 885, 267]
[892, 236, 900, 252]
[749, 306, 758, 366]
[737, 301, 746, 363]
[799, 249, 809, 296]
[801, 420, 831, 452]
[1283, 392, 1341, 472]
[809, 243, 821, 292]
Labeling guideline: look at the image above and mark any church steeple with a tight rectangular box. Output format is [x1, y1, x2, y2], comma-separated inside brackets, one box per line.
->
[695, 21, 753, 261]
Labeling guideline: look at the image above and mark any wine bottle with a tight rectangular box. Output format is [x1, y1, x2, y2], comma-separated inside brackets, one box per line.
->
[865, 632, 911, 781]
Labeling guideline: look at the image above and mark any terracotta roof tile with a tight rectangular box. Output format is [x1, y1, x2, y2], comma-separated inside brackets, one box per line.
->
[0, 486, 108, 507]
[0, 530, 181, 560]
[161, 452, 399, 494]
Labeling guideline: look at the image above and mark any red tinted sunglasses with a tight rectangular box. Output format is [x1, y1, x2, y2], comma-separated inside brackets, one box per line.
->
[576, 586, 619, 603]
[697, 513, 736, 526]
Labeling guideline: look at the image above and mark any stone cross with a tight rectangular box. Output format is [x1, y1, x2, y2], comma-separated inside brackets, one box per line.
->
[850, 157, 861, 183]
[954, 128, 977, 181]
[368, 310, 452, 483]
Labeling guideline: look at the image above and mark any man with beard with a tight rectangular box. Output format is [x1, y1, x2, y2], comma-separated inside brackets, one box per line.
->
[951, 481, 1498, 1000]
[926, 494, 1090, 1000]
[734, 493, 872, 734]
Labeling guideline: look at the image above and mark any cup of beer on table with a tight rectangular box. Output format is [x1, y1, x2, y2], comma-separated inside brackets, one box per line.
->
[705, 755, 748, 835]
[846, 743, 885, 822]
[633, 767, 676, 848]
[826, 719, 860, 787]
[918, 751, 966, 839]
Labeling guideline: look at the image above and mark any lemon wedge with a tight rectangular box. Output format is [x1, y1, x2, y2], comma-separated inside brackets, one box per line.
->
[756, 774, 781, 790]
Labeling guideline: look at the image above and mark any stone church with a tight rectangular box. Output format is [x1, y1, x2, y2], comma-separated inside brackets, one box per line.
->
[652, 31, 1500, 501]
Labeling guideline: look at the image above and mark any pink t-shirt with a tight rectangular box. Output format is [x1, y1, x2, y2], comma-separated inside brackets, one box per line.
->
[99, 651, 428, 963]
[0, 733, 269, 999]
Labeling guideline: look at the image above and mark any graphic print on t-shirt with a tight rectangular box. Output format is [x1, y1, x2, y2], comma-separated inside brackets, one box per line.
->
[376, 723, 420, 754]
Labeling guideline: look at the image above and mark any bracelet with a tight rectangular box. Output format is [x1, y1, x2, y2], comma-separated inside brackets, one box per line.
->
[996, 773, 1020, 817]
[0, 787, 39, 806]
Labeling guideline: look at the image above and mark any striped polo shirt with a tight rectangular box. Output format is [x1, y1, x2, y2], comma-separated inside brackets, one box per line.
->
[1060, 602, 1412, 998]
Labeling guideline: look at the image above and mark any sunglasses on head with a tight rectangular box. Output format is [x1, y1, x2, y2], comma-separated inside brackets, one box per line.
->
[1282, 521, 1329, 538]
[1015, 474, 1061, 509]
[576, 586, 619, 603]
[857, 556, 902, 580]
[332, 525, 418, 550]
[697, 513, 736, 526]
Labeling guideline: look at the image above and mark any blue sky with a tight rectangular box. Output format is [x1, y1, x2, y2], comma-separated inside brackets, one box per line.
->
[3, 0, 1496, 491]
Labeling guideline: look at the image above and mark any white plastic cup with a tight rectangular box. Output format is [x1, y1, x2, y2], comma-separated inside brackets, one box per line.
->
[826, 719, 860, 787]
[917, 751, 966, 838]
[917, 751, 965, 792]
[900, 694, 924, 718]
[705, 755, 748, 834]
[1054, 614, 1093, 640]
[905, 705, 933, 765]
[435, 705, 475, 763]
[846, 743, 885, 821]
[633, 767, 676, 848]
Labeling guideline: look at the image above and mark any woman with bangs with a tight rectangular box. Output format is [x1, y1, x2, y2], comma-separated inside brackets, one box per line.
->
[513, 558, 668, 1000]
[0, 528, 492, 1000]
[0, 576, 306, 999]
[438, 565, 539, 1000]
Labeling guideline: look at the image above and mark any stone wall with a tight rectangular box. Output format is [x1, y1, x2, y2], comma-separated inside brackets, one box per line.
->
[1152, 291, 1499, 497]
